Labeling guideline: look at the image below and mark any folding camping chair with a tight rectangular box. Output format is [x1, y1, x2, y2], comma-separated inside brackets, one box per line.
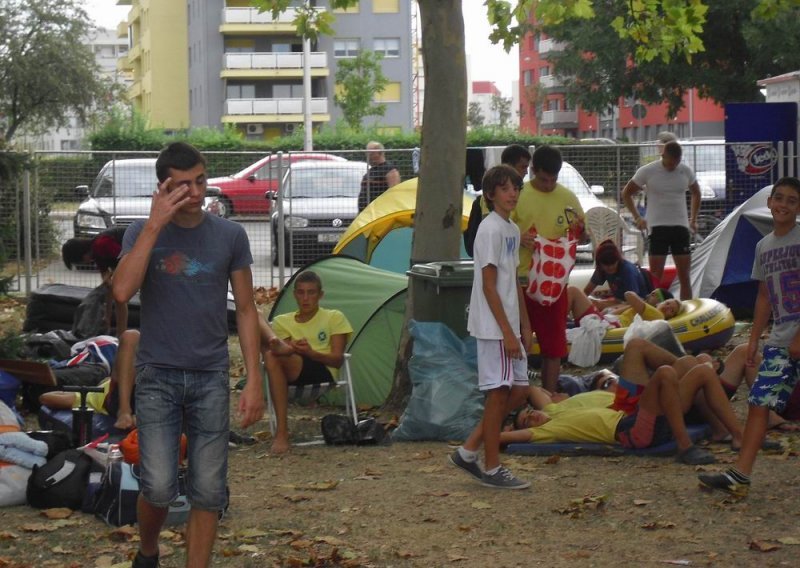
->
[584, 206, 646, 265]
[264, 353, 357, 436]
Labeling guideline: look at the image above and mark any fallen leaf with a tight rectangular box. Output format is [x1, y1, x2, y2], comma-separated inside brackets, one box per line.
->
[544, 455, 561, 465]
[220, 547, 243, 557]
[272, 529, 304, 538]
[411, 451, 434, 460]
[239, 528, 269, 539]
[238, 544, 260, 553]
[423, 490, 450, 497]
[0, 532, 18, 540]
[290, 539, 314, 550]
[395, 550, 416, 558]
[633, 499, 653, 506]
[94, 556, 114, 567]
[285, 494, 311, 502]
[471, 501, 492, 510]
[108, 526, 137, 542]
[660, 561, 691, 566]
[419, 465, 443, 473]
[21, 523, 54, 533]
[50, 546, 69, 554]
[641, 521, 676, 530]
[777, 536, 800, 545]
[749, 539, 781, 552]
[41, 508, 72, 519]
[447, 553, 469, 562]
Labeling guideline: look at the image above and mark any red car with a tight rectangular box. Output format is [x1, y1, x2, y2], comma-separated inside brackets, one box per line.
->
[207, 152, 346, 216]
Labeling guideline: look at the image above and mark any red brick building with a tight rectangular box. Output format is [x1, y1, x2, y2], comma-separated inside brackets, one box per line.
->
[518, 31, 724, 141]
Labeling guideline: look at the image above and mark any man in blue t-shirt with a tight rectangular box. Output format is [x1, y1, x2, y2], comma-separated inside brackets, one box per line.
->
[113, 142, 263, 568]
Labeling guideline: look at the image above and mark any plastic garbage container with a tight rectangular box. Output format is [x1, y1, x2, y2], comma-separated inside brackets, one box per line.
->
[407, 260, 474, 338]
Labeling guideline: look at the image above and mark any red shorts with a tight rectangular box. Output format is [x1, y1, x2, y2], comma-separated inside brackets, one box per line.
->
[524, 289, 568, 358]
[615, 408, 673, 449]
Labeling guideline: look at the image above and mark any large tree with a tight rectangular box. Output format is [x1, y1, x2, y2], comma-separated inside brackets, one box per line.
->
[334, 50, 389, 131]
[0, 0, 116, 143]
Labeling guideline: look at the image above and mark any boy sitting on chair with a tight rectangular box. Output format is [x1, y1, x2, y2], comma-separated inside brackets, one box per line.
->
[263, 271, 353, 454]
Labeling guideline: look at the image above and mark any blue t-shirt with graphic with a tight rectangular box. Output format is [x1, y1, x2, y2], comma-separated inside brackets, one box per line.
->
[752, 225, 800, 347]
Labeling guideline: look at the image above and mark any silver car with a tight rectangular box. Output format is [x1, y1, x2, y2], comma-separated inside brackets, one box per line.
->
[270, 160, 368, 266]
[73, 158, 222, 237]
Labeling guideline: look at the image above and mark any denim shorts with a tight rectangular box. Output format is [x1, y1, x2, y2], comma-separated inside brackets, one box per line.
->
[135, 365, 230, 511]
[748, 345, 800, 413]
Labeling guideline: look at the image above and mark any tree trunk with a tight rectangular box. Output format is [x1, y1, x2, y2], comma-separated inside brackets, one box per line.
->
[382, 0, 467, 413]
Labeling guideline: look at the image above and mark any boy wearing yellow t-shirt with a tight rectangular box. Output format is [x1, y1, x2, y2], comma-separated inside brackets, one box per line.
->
[263, 271, 353, 454]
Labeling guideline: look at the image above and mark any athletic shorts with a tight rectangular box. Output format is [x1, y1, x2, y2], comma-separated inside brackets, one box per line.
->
[748, 345, 800, 413]
[615, 408, 673, 449]
[293, 355, 334, 386]
[524, 289, 568, 358]
[476, 338, 529, 391]
[649, 225, 691, 256]
[610, 376, 645, 415]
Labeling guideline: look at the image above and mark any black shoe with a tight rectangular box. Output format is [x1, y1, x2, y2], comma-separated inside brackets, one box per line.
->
[229, 430, 256, 447]
[132, 551, 159, 568]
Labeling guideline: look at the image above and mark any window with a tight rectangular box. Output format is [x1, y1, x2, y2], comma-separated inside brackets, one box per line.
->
[523, 69, 533, 86]
[375, 82, 401, 103]
[373, 0, 399, 13]
[227, 84, 256, 99]
[540, 66, 550, 77]
[333, 39, 360, 58]
[374, 38, 400, 58]
[333, 1, 359, 13]
[547, 99, 560, 111]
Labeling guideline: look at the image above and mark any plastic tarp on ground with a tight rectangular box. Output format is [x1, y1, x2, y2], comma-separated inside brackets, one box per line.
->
[333, 177, 473, 273]
[268, 256, 408, 406]
[688, 184, 777, 315]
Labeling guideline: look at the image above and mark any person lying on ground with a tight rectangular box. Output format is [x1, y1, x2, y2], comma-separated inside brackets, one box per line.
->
[263, 271, 353, 455]
[502, 337, 744, 463]
[39, 330, 140, 431]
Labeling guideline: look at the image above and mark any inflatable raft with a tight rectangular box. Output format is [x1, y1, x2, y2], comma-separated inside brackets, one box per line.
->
[529, 298, 735, 363]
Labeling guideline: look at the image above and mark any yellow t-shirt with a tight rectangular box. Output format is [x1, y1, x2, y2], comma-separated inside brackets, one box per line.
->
[545, 390, 614, 416]
[618, 303, 664, 328]
[511, 182, 584, 276]
[271, 307, 353, 377]
[72, 378, 111, 415]
[529, 404, 625, 444]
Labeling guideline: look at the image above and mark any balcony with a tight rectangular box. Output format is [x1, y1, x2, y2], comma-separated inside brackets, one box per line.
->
[127, 43, 141, 63]
[540, 110, 578, 128]
[221, 52, 329, 79]
[538, 38, 566, 56]
[222, 97, 330, 123]
[220, 7, 311, 34]
[539, 74, 565, 90]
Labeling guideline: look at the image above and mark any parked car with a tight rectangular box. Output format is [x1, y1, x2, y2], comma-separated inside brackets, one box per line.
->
[270, 160, 368, 266]
[73, 159, 222, 238]
[207, 152, 347, 217]
[679, 139, 726, 201]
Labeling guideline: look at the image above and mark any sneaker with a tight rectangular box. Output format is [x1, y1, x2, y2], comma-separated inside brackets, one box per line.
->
[480, 466, 531, 490]
[676, 444, 716, 465]
[698, 471, 750, 497]
[448, 450, 483, 481]
[229, 430, 256, 448]
[131, 551, 159, 568]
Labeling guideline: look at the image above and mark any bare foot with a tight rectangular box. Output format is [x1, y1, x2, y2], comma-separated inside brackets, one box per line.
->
[268, 337, 294, 356]
[271, 436, 290, 455]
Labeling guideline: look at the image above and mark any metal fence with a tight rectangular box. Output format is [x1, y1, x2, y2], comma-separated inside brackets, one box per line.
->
[0, 142, 796, 296]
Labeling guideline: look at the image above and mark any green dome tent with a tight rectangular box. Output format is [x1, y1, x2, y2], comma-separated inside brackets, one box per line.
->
[267, 256, 408, 406]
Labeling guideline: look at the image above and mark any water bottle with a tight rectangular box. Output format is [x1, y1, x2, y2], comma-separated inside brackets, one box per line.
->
[107, 444, 123, 472]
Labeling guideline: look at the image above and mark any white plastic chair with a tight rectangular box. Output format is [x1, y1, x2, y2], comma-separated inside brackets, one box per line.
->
[584, 206, 646, 265]
[264, 352, 357, 435]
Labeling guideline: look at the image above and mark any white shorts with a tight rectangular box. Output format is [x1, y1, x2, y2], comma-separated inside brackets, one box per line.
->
[476, 338, 529, 391]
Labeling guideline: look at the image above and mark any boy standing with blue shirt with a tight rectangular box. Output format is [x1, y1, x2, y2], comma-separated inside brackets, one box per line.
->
[449, 165, 532, 490]
[699, 177, 800, 497]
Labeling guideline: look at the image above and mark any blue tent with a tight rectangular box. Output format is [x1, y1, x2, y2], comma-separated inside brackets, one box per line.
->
[688, 185, 777, 315]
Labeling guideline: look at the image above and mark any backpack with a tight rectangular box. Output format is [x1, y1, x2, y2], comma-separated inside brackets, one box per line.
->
[26, 449, 93, 510]
[463, 196, 485, 258]
[321, 415, 387, 446]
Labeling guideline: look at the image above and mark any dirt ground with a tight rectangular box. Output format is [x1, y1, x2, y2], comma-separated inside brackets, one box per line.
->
[2, 297, 800, 567]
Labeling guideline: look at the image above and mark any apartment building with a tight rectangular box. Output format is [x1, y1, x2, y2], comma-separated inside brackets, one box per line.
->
[518, 31, 724, 141]
[116, 0, 190, 131]
[116, 0, 413, 138]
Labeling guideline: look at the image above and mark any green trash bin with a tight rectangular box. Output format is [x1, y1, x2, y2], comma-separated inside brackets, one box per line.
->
[407, 260, 475, 338]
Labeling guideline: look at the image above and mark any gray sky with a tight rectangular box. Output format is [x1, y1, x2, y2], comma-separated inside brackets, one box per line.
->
[83, 0, 519, 97]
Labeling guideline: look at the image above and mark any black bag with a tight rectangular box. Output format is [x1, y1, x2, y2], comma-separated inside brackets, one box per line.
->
[26, 430, 73, 459]
[463, 196, 485, 258]
[321, 415, 387, 446]
[26, 449, 93, 510]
